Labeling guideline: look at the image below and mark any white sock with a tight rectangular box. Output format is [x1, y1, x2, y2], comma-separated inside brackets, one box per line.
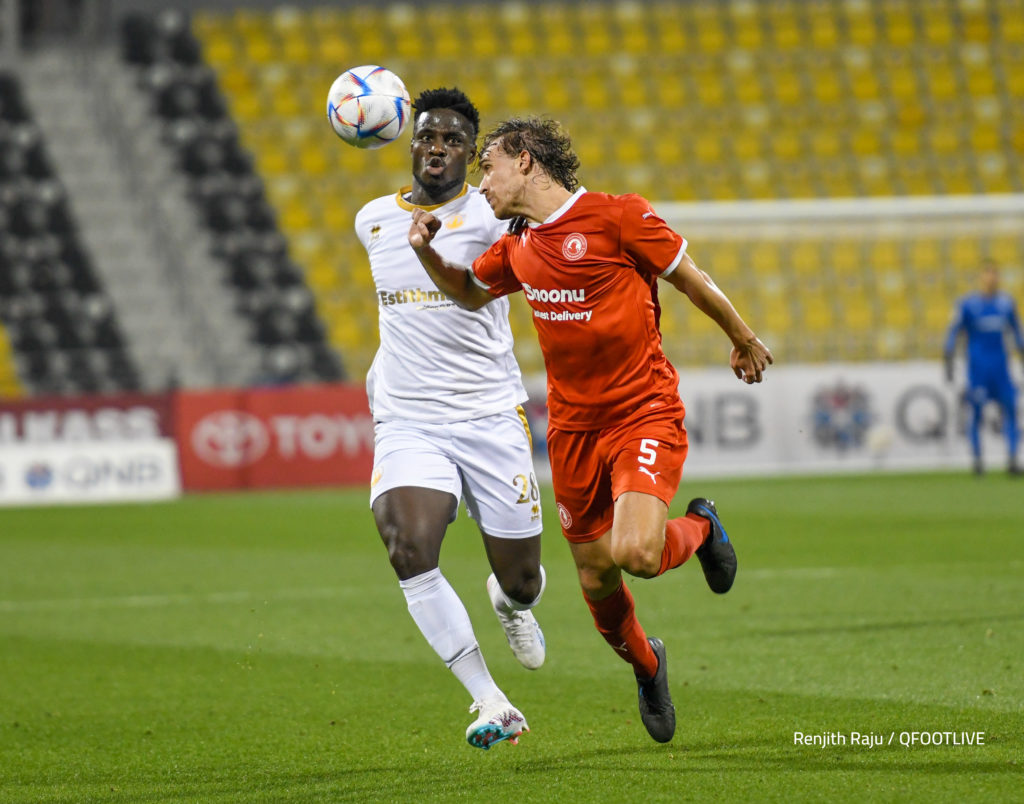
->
[492, 565, 547, 612]
[400, 568, 504, 703]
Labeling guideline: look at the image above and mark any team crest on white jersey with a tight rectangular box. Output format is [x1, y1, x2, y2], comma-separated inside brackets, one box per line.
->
[562, 233, 587, 261]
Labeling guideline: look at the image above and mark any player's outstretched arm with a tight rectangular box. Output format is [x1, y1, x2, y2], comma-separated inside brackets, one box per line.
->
[408, 208, 493, 311]
[663, 252, 773, 384]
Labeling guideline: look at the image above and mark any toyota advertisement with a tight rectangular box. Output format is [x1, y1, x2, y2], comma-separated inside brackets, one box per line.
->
[174, 384, 375, 491]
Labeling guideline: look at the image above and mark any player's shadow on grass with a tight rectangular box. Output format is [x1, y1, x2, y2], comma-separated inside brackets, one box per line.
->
[754, 610, 1023, 638]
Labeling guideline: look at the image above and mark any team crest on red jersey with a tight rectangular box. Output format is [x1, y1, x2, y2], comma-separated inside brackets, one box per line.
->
[561, 233, 588, 261]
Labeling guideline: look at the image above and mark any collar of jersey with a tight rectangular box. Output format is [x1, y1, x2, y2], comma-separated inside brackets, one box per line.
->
[528, 187, 587, 228]
[395, 183, 469, 212]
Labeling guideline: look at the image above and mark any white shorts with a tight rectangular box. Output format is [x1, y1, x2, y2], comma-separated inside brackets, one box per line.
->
[370, 407, 543, 539]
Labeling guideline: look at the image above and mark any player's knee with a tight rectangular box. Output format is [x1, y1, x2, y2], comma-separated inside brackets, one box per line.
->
[499, 567, 543, 607]
[379, 524, 435, 578]
[611, 539, 661, 578]
[577, 567, 612, 598]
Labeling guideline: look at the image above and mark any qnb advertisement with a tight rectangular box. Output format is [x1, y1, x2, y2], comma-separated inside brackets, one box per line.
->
[0, 440, 181, 505]
[174, 384, 375, 491]
[0, 393, 179, 506]
[523, 361, 1009, 478]
[672, 361, 1011, 477]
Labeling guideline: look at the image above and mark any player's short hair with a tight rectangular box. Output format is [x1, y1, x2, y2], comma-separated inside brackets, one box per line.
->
[482, 117, 581, 192]
[412, 87, 480, 139]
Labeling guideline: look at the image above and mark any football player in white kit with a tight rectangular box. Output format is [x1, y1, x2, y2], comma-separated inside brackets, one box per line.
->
[355, 88, 546, 750]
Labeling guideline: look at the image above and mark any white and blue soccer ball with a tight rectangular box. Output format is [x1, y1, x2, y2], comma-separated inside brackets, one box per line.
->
[326, 65, 411, 149]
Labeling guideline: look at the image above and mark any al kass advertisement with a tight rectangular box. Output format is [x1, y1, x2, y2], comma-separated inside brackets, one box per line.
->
[0, 392, 173, 443]
[174, 384, 375, 491]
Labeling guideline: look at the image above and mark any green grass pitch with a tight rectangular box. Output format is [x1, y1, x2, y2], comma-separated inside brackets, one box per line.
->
[1, 472, 1021, 803]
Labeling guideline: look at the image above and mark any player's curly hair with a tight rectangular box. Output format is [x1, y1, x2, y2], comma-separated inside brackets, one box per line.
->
[412, 87, 480, 139]
[481, 117, 580, 192]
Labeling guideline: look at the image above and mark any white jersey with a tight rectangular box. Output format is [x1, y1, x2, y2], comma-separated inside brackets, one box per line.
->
[356, 184, 527, 423]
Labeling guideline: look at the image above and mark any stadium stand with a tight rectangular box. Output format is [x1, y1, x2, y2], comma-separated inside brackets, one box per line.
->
[175, 0, 1023, 374]
[0, 71, 141, 395]
[118, 9, 346, 385]
[2, 0, 1020, 392]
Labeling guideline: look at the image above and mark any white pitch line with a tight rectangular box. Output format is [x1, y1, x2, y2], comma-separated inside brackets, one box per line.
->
[0, 587, 347, 614]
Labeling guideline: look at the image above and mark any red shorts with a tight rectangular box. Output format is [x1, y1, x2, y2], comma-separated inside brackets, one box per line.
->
[546, 402, 688, 543]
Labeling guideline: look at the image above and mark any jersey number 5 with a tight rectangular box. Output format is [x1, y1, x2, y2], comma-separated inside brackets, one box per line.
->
[638, 438, 659, 466]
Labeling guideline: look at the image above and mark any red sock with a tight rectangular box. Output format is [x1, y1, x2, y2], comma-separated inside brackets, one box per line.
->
[657, 513, 709, 575]
[583, 582, 658, 678]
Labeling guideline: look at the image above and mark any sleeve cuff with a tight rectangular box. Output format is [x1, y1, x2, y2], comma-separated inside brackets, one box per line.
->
[660, 239, 688, 277]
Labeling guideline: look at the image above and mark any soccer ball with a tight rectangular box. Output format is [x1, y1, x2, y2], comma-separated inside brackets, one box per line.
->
[326, 65, 411, 150]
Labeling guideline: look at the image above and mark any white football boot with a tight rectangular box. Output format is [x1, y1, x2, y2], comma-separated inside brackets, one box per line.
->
[487, 574, 546, 670]
[466, 698, 529, 750]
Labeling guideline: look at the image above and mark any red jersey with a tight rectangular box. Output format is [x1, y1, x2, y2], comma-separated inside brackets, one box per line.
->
[472, 190, 688, 431]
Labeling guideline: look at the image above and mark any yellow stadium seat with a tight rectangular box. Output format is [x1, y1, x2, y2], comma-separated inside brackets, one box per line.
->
[767, 2, 803, 50]
[882, 7, 916, 46]
[895, 159, 939, 195]
[810, 71, 843, 105]
[939, 157, 978, 194]
[732, 18, 764, 51]
[651, 5, 687, 52]
[843, 295, 877, 332]
[278, 193, 315, 231]
[784, 239, 819, 279]
[846, 59, 881, 101]
[967, 72, 998, 100]
[988, 235, 1022, 265]
[949, 236, 982, 269]
[769, 130, 803, 161]
[921, 7, 955, 45]
[702, 242, 743, 284]
[694, 17, 727, 52]
[976, 154, 1014, 193]
[922, 60, 958, 101]
[856, 156, 895, 196]
[194, 22, 239, 70]
[1001, 8, 1024, 43]
[868, 239, 905, 271]
[928, 126, 961, 156]
[961, 5, 992, 41]
[808, 14, 840, 48]
[889, 127, 922, 157]
[770, 69, 804, 106]
[693, 135, 725, 164]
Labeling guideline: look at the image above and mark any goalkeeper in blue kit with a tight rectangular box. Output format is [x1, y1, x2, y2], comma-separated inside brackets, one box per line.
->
[944, 259, 1024, 475]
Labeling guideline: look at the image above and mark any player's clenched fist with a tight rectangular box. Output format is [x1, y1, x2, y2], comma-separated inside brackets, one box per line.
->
[730, 337, 774, 384]
[409, 208, 442, 250]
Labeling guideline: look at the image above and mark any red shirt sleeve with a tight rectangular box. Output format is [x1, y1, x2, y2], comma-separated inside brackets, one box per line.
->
[471, 234, 523, 298]
[619, 194, 687, 276]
